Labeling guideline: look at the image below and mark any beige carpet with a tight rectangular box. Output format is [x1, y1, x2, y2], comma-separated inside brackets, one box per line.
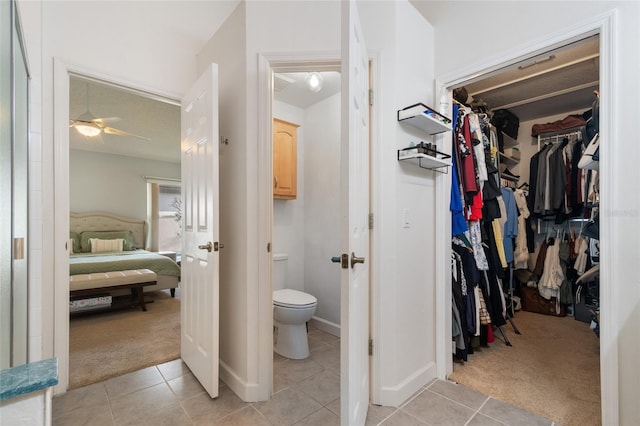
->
[69, 290, 180, 389]
[449, 310, 600, 426]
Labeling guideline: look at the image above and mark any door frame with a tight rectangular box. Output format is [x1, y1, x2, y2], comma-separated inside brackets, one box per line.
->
[256, 52, 376, 403]
[434, 11, 617, 425]
[52, 58, 181, 393]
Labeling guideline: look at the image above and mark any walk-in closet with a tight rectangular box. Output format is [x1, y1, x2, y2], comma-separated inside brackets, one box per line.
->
[447, 35, 601, 426]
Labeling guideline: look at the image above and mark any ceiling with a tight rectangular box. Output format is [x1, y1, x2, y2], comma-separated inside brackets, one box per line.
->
[69, 76, 181, 164]
[453, 35, 600, 122]
[69, 71, 341, 164]
[69, 6, 599, 164]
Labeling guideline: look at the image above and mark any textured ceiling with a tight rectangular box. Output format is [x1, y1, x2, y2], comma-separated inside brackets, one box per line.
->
[69, 76, 181, 164]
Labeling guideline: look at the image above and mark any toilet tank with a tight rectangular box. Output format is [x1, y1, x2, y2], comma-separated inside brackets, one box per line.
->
[273, 253, 288, 291]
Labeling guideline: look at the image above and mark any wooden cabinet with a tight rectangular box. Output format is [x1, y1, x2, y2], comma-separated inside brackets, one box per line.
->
[273, 118, 299, 199]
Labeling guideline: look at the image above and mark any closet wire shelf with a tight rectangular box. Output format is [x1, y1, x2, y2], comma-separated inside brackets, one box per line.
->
[398, 142, 451, 173]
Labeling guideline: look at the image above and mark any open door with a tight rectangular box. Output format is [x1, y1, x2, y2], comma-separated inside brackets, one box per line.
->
[341, 1, 370, 424]
[180, 63, 220, 398]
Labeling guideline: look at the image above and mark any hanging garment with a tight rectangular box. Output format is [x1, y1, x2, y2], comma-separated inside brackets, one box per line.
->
[500, 188, 519, 264]
[532, 239, 549, 278]
[450, 153, 468, 236]
[558, 241, 574, 305]
[492, 219, 508, 269]
[480, 269, 507, 327]
[468, 221, 489, 271]
[460, 115, 478, 197]
[513, 189, 530, 268]
[539, 239, 564, 300]
[574, 236, 589, 275]
[468, 114, 488, 183]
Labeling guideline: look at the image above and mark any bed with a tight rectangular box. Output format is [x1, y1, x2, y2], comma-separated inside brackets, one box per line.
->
[69, 211, 180, 295]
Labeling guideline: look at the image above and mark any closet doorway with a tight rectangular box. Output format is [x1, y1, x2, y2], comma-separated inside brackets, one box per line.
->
[441, 26, 608, 426]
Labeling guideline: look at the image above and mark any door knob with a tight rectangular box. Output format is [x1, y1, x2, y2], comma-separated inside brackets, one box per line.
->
[198, 241, 213, 252]
[351, 252, 365, 268]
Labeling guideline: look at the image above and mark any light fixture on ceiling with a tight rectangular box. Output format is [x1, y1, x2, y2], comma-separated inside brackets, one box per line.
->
[305, 72, 323, 93]
[73, 121, 102, 137]
[517, 54, 556, 70]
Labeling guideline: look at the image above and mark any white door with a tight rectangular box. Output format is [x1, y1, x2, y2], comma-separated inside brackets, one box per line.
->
[341, 1, 370, 424]
[180, 63, 220, 398]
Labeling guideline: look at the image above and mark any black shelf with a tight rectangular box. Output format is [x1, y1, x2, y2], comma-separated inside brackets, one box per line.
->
[398, 143, 451, 173]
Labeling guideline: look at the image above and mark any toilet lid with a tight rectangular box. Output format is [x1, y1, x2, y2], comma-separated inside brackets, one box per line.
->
[273, 289, 317, 307]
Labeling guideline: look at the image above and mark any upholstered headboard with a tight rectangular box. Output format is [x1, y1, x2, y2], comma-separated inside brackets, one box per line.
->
[70, 211, 147, 249]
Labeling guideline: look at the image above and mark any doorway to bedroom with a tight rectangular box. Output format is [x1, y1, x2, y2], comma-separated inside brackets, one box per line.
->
[67, 75, 183, 389]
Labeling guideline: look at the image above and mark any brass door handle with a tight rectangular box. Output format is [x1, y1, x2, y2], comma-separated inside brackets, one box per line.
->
[351, 252, 365, 268]
[198, 242, 213, 252]
[274, 176, 279, 188]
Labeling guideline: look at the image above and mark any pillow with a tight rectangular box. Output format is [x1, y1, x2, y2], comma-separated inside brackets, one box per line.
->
[69, 231, 81, 253]
[89, 238, 124, 253]
[79, 230, 136, 252]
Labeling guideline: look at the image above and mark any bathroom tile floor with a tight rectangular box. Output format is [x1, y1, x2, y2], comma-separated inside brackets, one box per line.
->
[53, 326, 555, 426]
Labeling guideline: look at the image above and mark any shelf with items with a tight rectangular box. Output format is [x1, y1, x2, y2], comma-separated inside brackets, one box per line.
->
[501, 131, 518, 148]
[499, 151, 520, 165]
[397, 103, 452, 135]
[397, 142, 451, 173]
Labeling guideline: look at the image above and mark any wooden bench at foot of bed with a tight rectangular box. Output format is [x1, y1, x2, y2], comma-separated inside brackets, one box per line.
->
[69, 269, 158, 314]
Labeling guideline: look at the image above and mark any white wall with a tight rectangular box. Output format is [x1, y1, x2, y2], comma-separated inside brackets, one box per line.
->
[360, 0, 439, 406]
[195, 1, 250, 397]
[273, 101, 305, 293]
[69, 150, 180, 221]
[424, 1, 640, 423]
[273, 94, 342, 328]
[303, 93, 342, 327]
[197, 0, 341, 401]
[37, 0, 233, 393]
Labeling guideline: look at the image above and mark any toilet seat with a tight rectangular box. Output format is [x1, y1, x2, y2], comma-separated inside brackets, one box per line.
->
[273, 289, 317, 309]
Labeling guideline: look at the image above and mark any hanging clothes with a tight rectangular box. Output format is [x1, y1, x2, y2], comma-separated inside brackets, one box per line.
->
[500, 188, 519, 264]
[513, 188, 530, 269]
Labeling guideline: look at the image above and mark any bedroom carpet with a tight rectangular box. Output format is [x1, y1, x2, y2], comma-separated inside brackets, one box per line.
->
[69, 290, 180, 389]
[448, 310, 601, 426]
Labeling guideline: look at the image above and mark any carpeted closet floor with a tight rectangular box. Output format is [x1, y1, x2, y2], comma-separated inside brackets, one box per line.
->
[448, 310, 601, 426]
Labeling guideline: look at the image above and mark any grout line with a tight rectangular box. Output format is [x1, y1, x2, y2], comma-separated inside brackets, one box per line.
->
[374, 407, 401, 425]
[464, 397, 491, 426]
[105, 382, 117, 426]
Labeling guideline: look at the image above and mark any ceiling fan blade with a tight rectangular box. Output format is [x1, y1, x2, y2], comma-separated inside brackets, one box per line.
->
[103, 126, 151, 141]
[93, 117, 121, 126]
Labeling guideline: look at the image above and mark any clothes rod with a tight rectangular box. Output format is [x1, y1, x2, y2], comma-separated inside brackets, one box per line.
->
[538, 130, 583, 142]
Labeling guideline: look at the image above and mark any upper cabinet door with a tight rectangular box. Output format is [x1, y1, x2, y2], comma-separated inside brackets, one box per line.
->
[273, 118, 299, 200]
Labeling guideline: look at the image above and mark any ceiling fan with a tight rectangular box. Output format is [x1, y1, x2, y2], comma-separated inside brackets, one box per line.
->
[70, 83, 151, 141]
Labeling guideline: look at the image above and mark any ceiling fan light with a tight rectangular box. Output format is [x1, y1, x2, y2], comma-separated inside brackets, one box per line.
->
[75, 123, 101, 137]
[305, 72, 323, 93]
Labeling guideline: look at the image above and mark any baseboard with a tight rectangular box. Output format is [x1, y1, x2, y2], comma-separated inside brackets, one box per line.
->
[309, 316, 340, 337]
[374, 361, 436, 407]
[219, 359, 268, 402]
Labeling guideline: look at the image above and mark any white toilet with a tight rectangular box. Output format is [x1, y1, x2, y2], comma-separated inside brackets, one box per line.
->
[273, 253, 317, 359]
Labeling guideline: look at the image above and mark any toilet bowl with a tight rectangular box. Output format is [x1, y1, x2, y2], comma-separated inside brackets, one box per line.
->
[272, 253, 317, 359]
[273, 289, 317, 359]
